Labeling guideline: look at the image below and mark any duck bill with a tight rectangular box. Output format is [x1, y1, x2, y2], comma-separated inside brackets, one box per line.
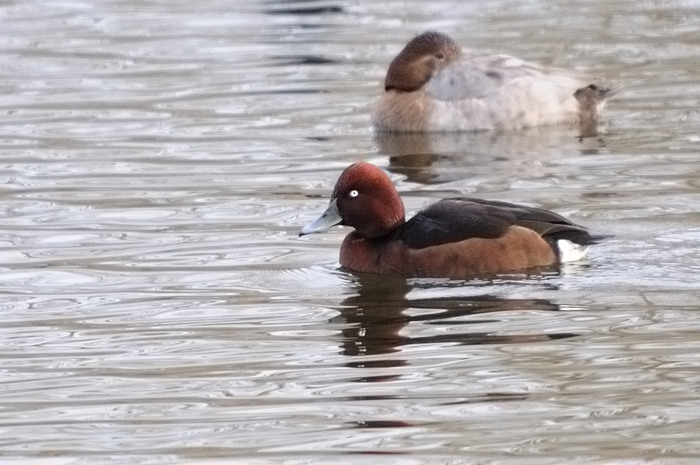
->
[299, 199, 343, 236]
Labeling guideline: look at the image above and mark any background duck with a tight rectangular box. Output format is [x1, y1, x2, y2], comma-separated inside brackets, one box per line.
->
[372, 31, 618, 134]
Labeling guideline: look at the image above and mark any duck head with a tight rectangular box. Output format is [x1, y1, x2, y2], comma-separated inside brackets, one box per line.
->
[300, 162, 406, 238]
[384, 31, 462, 92]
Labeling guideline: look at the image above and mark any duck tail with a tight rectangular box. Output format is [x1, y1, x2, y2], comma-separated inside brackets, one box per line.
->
[574, 82, 622, 105]
[575, 82, 622, 137]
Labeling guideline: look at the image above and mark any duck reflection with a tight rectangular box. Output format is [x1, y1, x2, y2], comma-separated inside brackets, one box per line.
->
[375, 130, 607, 184]
[333, 274, 574, 375]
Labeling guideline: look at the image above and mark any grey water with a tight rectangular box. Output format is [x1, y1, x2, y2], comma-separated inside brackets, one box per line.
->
[1, 0, 700, 464]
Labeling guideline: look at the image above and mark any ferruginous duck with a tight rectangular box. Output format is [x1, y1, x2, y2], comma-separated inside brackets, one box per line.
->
[300, 162, 594, 278]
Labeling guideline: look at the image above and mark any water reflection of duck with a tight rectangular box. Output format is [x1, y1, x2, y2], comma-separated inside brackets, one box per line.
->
[375, 129, 607, 184]
[334, 274, 574, 363]
[373, 31, 617, 136]
[300, 162, 594, 279]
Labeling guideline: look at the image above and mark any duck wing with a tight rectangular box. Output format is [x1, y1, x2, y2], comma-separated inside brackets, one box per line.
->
[399, 197, 591, 250]
[424, 53, 592, 101]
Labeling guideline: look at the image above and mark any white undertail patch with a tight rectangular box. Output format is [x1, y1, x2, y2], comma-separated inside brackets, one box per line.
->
[556, 239, 589, 263]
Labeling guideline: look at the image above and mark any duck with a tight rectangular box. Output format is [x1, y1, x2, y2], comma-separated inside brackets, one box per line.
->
[372, 31, 617, 133]
[299, 162, 594, 279]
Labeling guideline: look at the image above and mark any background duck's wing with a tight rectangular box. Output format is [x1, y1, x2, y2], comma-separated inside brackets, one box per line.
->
[399, 198, 591, 249]
[424, 53, 592, 101]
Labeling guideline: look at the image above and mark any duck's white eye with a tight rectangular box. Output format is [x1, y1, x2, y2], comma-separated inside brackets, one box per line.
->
[349, 189, 359, 198]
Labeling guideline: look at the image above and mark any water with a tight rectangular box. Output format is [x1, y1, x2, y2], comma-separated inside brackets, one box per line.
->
[1, 0, 700, 463]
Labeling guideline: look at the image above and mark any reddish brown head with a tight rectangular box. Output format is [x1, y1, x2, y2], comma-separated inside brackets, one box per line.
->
[299, 163, 406, 238]
[330, 162, 406, 238]
[384, 31, 462, 92]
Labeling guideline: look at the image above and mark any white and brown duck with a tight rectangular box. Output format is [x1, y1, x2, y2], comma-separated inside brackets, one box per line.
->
[372, 31, 618, 134]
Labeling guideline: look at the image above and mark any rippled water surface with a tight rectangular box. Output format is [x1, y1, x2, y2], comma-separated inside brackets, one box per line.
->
[2, 0, 700, 464]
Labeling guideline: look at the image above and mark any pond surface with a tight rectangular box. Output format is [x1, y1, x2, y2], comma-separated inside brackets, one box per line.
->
[1, 0, 700, 464]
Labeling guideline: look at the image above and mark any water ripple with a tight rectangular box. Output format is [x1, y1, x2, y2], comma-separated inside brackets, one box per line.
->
[2, 0, 700, 462]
